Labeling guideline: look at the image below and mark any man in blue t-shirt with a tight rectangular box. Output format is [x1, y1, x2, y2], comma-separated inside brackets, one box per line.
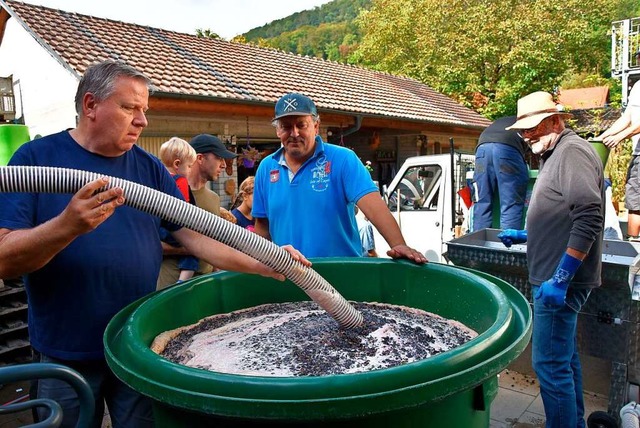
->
[0, 61, 309, 428]
[253, 92, 427, 262]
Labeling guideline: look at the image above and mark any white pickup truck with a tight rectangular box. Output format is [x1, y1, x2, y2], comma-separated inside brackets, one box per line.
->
[371, 153, 475, 262]
[372, 152, 623, 262]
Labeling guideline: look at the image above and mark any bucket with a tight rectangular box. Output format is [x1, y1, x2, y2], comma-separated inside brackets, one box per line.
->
[0, 124, 30, 166]
[590, 140, 610, 168]
[105, 259, 531, 427]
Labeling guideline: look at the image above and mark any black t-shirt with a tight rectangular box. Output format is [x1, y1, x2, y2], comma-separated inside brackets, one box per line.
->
[476, 115, 526, 157]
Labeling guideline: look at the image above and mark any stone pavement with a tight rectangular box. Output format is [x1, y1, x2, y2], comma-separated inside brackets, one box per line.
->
[490, 368, 609, 427]
[490, 338, 615, 427]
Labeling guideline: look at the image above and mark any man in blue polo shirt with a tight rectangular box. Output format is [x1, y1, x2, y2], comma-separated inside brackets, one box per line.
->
[253, 92, 426, 262]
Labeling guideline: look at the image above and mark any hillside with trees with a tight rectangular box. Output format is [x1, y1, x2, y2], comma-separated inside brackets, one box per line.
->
[236, 0, 639, 118]
[237, 0, 370, 62]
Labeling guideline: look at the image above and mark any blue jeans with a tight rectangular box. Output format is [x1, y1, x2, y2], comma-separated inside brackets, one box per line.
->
[33, 351, 153, 428]
[531, 285, 591, 428]
[473, 143, 528, 230]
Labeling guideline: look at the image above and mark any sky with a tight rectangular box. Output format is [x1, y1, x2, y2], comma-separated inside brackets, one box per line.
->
[28, 0, 335, 40]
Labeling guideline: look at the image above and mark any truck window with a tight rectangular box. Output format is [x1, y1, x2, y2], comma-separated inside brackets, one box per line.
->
[388, 165, 442, 211]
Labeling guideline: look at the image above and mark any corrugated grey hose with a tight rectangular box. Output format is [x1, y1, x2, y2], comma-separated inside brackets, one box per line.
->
[621, 401, 640, 428]
[0, 166, 364, 329]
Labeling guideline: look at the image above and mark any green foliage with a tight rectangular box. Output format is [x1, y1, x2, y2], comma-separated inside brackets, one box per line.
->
[240, 0, 371, 61]
[607, 141, 633, 203]
[355, 0, 634, 119]
[243, 0, 371, 40]
[256, 22, 360, 59]
[229, 0, 637, 117]
[195, 28, 221, 39]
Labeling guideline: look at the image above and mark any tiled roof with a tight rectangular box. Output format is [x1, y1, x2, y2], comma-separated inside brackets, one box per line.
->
[558, 86, 610, 110]
[2, 0, 490, 129]
[569, 107, 621, 136]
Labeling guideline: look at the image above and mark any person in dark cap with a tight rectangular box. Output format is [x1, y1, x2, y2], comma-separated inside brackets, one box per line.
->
[498, 91, 604, 427]
[188, 133, 237, 216]
[252, 92, 427, 263]
[188, 134, 238, 275]
[157, 133, 238, 288]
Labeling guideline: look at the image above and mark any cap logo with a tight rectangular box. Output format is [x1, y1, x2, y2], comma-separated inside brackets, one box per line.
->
[283, 97, 300, 113]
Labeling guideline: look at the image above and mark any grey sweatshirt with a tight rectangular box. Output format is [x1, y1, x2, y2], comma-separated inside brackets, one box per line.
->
[526, 129, 604, 288]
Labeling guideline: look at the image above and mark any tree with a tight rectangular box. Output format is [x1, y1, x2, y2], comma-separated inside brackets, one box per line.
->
[355, 0, 635, 118]
[196, 28, 221, 39]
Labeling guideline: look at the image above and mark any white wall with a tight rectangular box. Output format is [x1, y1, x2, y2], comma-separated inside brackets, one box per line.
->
[0, 17, 78, 137]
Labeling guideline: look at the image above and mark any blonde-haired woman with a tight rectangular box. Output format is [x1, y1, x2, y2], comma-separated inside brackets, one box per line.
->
[231, 176, 255, 231]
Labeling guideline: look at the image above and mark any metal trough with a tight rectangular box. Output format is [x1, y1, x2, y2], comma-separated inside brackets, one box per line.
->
[445, 228, 640, 420]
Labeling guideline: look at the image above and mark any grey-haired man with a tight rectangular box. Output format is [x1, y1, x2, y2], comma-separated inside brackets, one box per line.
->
[0, 61, 308, 427]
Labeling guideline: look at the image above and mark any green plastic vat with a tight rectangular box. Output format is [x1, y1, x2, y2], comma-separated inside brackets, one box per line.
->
[105, 259, 531, 427]
[0, 124, 30, 166]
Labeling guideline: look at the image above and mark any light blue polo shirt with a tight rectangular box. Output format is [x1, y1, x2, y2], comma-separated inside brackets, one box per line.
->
[253, 136, 378, 257]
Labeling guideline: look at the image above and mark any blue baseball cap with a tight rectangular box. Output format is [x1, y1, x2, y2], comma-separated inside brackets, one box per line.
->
[274, 93, 318, 120]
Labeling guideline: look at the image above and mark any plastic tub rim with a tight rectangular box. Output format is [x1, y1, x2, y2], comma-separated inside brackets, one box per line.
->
[105, 260, 532, 419]
[123, 262, 510, 382]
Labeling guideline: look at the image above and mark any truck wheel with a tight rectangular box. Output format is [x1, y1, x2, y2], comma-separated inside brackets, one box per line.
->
[586, 410, 618, 428]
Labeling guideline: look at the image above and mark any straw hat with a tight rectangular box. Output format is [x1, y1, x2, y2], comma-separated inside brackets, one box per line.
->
[505, 91, 572, 130]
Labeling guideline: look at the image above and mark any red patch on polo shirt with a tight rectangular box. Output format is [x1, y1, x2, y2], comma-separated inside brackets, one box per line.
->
[270, 170, 280, 183]
[324, 162, 331, 174]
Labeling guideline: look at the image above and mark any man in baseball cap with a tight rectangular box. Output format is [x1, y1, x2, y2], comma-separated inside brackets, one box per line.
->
[251, 92, 427, 264]
[183, 134, 236, 276]
[498, 91, 604, 426]
[157, 134, 239, 286]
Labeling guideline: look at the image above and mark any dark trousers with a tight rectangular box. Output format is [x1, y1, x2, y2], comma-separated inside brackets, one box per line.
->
[31, 350, 153, 428]
[473, 143, 528, 230]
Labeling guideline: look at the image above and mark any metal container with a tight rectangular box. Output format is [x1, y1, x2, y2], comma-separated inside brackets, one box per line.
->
[104, 258, 531, 427]
[446, 229, 640, 418]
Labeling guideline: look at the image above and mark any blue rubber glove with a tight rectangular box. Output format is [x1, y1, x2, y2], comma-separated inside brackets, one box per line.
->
[497, 229, 527, 248]
[535, 253, 582, 307]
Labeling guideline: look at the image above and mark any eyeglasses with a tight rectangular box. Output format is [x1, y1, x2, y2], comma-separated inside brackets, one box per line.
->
[521, 122, 544, 136]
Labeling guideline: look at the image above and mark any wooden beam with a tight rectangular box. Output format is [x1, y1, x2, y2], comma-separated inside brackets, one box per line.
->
[149, 97, 272, 118]
[360, 117, 484, 136]
[148, 96, 482, 136]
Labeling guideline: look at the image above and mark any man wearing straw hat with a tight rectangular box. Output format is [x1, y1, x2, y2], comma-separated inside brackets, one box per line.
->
[498, 91, 604, 427]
